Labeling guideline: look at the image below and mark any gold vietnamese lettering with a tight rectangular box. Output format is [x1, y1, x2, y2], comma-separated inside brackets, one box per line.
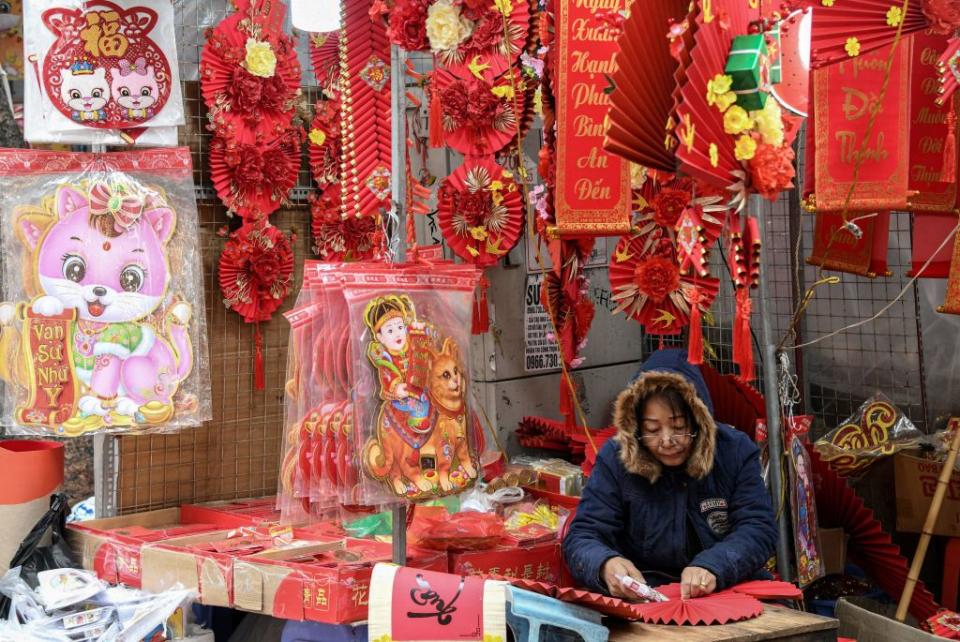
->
[835, 131, 889, 164]
[921, 77, 940, 96]
[914, 106, 947, 125]
[572, 82, 610, 109]
[575, 146, 609, 169]
[574, 114, 605, 137]
[921, 47, 939, 66]
[570, 50, 618, 75]
[573, 0, 621, 10]
[919, 136, 944, 154]
[838, 56, 886, 81]
[842, 86, 883, 121]
[571, 17, 619, 42]
[912, 164, 944, 182]
[575, 177, 612, 200]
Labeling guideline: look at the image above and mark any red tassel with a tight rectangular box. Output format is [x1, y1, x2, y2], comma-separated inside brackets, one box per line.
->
[254, 325, 265, 390]
[429, 78, 445, 149]
[472, 276, 490, 334]
[687, 287, 704, 365]
[734, 288, 755, 382]
[942, 99, 957, 184]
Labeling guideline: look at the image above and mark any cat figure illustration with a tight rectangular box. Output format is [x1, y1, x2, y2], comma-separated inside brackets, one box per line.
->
[17, 186, 192, 420]
[60, 61, 109, 122]
[110, 57, 159, 121]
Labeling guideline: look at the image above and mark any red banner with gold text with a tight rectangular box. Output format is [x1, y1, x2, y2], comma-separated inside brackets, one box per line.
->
[554, 0, 631, 236]
[813, 42, 910, 211]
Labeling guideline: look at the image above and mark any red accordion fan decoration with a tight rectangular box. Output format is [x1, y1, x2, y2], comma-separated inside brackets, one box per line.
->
[310, 185, 383, 262]
[497, 577, 644, 621]
[729, 580, 803, 601]
[308, 30, 340, 86]
[219, 221, 294, 388]
[605, 0, 691, 173]
[208, 131, 302, 220]
[434, 0, 533, 66]
[308, 97, 341, 187]
[633, 586, 765, 626]
[808, 446, 940, 621]
[788, 0, 931, 68]
[437, 158, 524, 267]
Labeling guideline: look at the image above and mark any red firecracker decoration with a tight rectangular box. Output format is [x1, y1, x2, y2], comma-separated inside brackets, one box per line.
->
[728, 214, 761, 382]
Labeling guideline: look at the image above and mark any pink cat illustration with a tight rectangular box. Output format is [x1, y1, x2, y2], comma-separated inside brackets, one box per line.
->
[11, 185, 192, 420]
[109, 57, 159, 121]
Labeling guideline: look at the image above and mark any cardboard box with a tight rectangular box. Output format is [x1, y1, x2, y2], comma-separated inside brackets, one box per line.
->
[68, 508, 230, 588]
[232, 538, 447, 624]
[817, 527, 848, 575]
[449, 539, 562, 585]
[894, 451, 960, 537]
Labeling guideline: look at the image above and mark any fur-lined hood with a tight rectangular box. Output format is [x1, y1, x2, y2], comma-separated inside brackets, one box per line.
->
[613, 349, 717, 483]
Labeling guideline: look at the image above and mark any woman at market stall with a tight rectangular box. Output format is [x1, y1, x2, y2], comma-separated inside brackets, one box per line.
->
[563, 349, 778, 601]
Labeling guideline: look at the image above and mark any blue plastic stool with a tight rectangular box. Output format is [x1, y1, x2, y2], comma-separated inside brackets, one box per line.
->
[505, 587, 609, 642]
[281, 620, 368, 642]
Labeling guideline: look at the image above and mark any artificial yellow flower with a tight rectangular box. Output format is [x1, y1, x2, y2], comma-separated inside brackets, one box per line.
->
[308, 128, 326, 146]
[489, 180, 504, 191]
[493, 0, 512, 17]
[466, 245, 480, 257]
[821, 0, 834, 6]
[845, 37, 861, 57]
[470, 226, 489, 241]
[709, 143, 719, 168]
[706, 74, 737, 112]
[723, 105, 754, 135]
[244, 38, 277, 78]
[751, 99, 784, 146]
[886, 5, 903, 26]
[734, 134, 758, 161]
[502, 169, 514, 179]
[630, 163, 648, 189]
[426, 0, 474, 52]
[491, 191, 504, 206]
[491, 85, 515, 100]
[533, 86, 543, 115]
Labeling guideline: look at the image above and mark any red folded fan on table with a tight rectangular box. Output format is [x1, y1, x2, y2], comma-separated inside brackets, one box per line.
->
[632, 588, 765, 626]
[498, 577, 643, 621]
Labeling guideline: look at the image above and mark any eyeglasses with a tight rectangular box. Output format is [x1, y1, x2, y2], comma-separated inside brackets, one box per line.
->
[639, 430, 697, 445]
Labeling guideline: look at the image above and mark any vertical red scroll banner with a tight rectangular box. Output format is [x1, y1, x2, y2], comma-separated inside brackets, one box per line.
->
[390, 567, 485, 641]
[15, 306, 79, 427]
[555, 0, 631, 236]
[813, 42, 911, 211]
[908, 31, 959, 212]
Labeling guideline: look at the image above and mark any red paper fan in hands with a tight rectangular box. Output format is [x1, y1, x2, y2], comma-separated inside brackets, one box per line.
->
[633, 587, 765, 626]
[200, 6, 301, 137]
[209, 130, 302, 220]
[437, 158, 524, 267]
[608, 233, 719, 335]
[433, 60, 523, 156]
[219, 221, 294, 324]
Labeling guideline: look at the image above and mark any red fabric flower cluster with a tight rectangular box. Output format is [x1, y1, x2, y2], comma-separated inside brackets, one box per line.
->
[634, 255, 681, 303]
[310, 187, 383, 262]
[209, 132, 301, 219]
[388, 0, 430, 50]
[440, 79, 503, 130]
[749, 143, 796, 202]
[219, 221, 294, 324]
[650, 188, 690, 228]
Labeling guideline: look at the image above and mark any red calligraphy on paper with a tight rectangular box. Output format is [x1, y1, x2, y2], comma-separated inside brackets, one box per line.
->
[554, 0, 631, 236]
[15, 307, 80, 427]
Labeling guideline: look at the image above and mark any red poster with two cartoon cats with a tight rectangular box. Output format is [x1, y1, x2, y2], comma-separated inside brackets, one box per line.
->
[23, 0, 184, 145]
[0, 149, 210, 436]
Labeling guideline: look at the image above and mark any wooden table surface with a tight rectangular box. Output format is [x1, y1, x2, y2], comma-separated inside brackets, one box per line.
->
[607, 606, 839, 642]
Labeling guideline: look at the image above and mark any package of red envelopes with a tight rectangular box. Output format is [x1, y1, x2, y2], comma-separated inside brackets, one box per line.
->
[0, 148, 210, 437]
[340, 263, 483, 505]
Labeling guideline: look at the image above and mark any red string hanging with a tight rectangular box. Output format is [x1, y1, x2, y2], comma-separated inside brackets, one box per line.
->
[687, 286, 704, 365]
[472, 275, 491, 334]
[429, 77, 445, 148]
[734, 288, 755, 383]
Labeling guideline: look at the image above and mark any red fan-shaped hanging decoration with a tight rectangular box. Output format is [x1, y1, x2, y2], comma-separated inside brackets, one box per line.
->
[632, 588, 765, 625]
[310, 185, 384, 261]
[499, 577, 644, 621]
[605, 0, 692, 173]
[608, 232, 720, 335]
[308, 97, 341, 187]
[697, 362, 766, 439]
[209, 130, 302, 220]
[309, 30, 341, 86]
[433, 59, 523, 156]
[437, 158, 524, 267]
[200, 6, 301, 138]
[541, 268, 595, 363]
[809, 446, 941, 621]
[788, 0, 931, 68]
[219, 220, 294, 389]
[434, 0, 533, 66]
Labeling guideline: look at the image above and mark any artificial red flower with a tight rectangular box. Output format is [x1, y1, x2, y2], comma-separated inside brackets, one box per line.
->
[634, 256, 681, 303]
[461, 0, 490, 17]
[462, 12, 504, 51]
[650, 188, 690, 228]
[749, 143, 796, 201]
[219, 221, 294, 324]
[923, 0, 960, 34]
[310, 188, 382, 261]
[440, 80, 471, 125]
[388, 0, 430, 50]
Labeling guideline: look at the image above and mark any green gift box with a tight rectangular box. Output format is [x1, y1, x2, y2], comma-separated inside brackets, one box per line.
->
[724, 33, 769, 111]
[766, 24, 782, 85]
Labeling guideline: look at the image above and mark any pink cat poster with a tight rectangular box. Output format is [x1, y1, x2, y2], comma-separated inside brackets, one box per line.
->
[23, 0, 184, 146]
[0, 148, 210, 436]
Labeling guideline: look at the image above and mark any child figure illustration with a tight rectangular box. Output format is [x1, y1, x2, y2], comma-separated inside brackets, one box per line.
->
[365, 295, 430, 430]
[109, 57, 159, 121]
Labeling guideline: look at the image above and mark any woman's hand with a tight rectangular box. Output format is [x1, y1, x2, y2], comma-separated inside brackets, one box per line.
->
[601, 556, 646, 599]
[680, 566, 717, 599]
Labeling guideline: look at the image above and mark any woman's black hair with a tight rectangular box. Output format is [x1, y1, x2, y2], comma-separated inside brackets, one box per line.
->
[634, 387, 698, 437]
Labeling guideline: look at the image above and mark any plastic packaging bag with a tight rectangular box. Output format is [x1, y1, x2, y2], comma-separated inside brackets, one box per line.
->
[341, 262, 482, 505]
[23, 0, 185, 146]
[814, 393, 922, 478]
[409, 507, 505, 551]
[0, 149, 211, 436]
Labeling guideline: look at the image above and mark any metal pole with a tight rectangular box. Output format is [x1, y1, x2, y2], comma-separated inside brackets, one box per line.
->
[752, 194, 793, 582]
[389, 42, 410, 566]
